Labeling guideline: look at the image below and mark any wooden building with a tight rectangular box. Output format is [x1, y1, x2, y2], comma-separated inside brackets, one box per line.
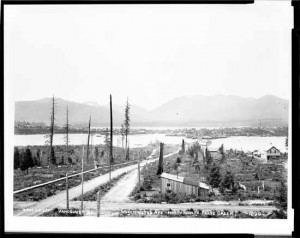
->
[160, 172, 210, 196]
[266, 146, 281, 160]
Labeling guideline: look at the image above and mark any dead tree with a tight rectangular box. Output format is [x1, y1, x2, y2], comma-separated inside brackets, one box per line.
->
[110, 94, 114, 164]
[181, 139, 185, 153]
[65, 106, 70, 165]
[156, 142, 164, 175]
[45, 95, 56, 166]
[86, 116, 91, 165]
[124, 98, 130, 160]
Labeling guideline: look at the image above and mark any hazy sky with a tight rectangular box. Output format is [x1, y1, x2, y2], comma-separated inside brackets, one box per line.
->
[4, 2, 292, 110]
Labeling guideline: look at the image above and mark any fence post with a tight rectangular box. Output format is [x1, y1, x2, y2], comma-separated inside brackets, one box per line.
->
[97, 191, 101, 217]
[66, 172, 69, 210]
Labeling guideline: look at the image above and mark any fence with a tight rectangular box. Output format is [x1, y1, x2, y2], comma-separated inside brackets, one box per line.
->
[13, 159, 138, 194]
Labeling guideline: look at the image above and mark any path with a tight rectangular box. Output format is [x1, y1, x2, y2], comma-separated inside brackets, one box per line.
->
[14, 149, 178, 216]
[101, 151, 178, 203]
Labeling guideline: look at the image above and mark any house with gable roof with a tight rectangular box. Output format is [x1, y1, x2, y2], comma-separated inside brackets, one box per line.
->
[266, 146, 281, 160]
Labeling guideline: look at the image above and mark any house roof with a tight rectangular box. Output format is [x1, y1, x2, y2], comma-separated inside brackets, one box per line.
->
[183, 177, 199, 187]
[161, 173, 210, 190]
[182, 178, 210, 190]
[266, 146, 280, 153]
[160, 172, 184, 183]
[199, 182, 210, 190]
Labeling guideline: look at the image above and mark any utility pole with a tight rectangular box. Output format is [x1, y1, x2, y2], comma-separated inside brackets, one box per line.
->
[135, 144, 142, 190]
[97, 191, 101, 217]
[81, 145, 85, 215]
[91, 132, 95, 168]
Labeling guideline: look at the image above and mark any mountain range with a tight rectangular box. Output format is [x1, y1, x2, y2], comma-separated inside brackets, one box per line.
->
[14, 95, 289, 127]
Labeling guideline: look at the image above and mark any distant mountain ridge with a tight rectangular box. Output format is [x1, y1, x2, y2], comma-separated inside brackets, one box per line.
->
[15, 95, 288, 127]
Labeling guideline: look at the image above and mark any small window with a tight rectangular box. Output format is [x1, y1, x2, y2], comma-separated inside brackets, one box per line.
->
[167, 183, 171, 187]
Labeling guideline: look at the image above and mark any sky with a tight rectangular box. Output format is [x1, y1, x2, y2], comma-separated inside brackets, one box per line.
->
[4, 2, 292, 110]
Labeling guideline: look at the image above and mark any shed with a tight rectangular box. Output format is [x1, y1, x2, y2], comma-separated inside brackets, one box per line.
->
[160, 172, 210, 196]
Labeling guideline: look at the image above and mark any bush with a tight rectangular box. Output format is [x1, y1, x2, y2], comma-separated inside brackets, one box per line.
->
[134, 192, 142, 200]
[267, 209, 287, 219]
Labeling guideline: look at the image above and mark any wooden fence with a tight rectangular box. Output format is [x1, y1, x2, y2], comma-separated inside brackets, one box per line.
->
[13, 160, 138, 194]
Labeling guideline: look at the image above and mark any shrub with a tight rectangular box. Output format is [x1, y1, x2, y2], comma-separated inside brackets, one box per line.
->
[267, 209, 287, 219]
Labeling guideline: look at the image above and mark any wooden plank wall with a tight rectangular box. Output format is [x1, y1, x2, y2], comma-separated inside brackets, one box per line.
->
[161, 177, 200, 196]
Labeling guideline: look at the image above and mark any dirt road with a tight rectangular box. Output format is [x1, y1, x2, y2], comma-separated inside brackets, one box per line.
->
[14, 150, 178, 216]
[101, 169, 138, 203]
[101, 151, 178, 203]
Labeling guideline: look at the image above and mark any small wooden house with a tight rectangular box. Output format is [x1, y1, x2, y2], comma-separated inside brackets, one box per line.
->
[266, 146, 281, 160]
[160, 172, 210, 196]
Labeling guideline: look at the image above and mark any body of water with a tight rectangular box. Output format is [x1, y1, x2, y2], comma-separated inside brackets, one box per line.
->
[14, 133, 287, 153]
[91, 126, 223, 130]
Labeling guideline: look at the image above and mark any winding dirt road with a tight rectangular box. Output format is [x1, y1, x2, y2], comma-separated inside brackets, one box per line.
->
[15, 147, 276, 218]
[101, 151, 178, 203]
[14, 149, 179, 216]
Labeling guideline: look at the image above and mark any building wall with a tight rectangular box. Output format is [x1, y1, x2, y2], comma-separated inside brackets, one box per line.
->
[161, 177, 184, 194]
[267, 152, 280, 157]
[161, 178, 208, 196]
[267, 148, 280, 156]
[199, 187, 209, 196]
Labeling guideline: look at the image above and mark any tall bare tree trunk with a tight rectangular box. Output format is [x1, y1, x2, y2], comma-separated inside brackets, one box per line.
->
[124, 98, 130, 161]
[49, 95, 55, 166]
[156, 142, 164, 175]
[65, 106, 69, 164]
[109, 95, 113, 182]
[86, 116, 91, 166]
[110, 95, 114, 164]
